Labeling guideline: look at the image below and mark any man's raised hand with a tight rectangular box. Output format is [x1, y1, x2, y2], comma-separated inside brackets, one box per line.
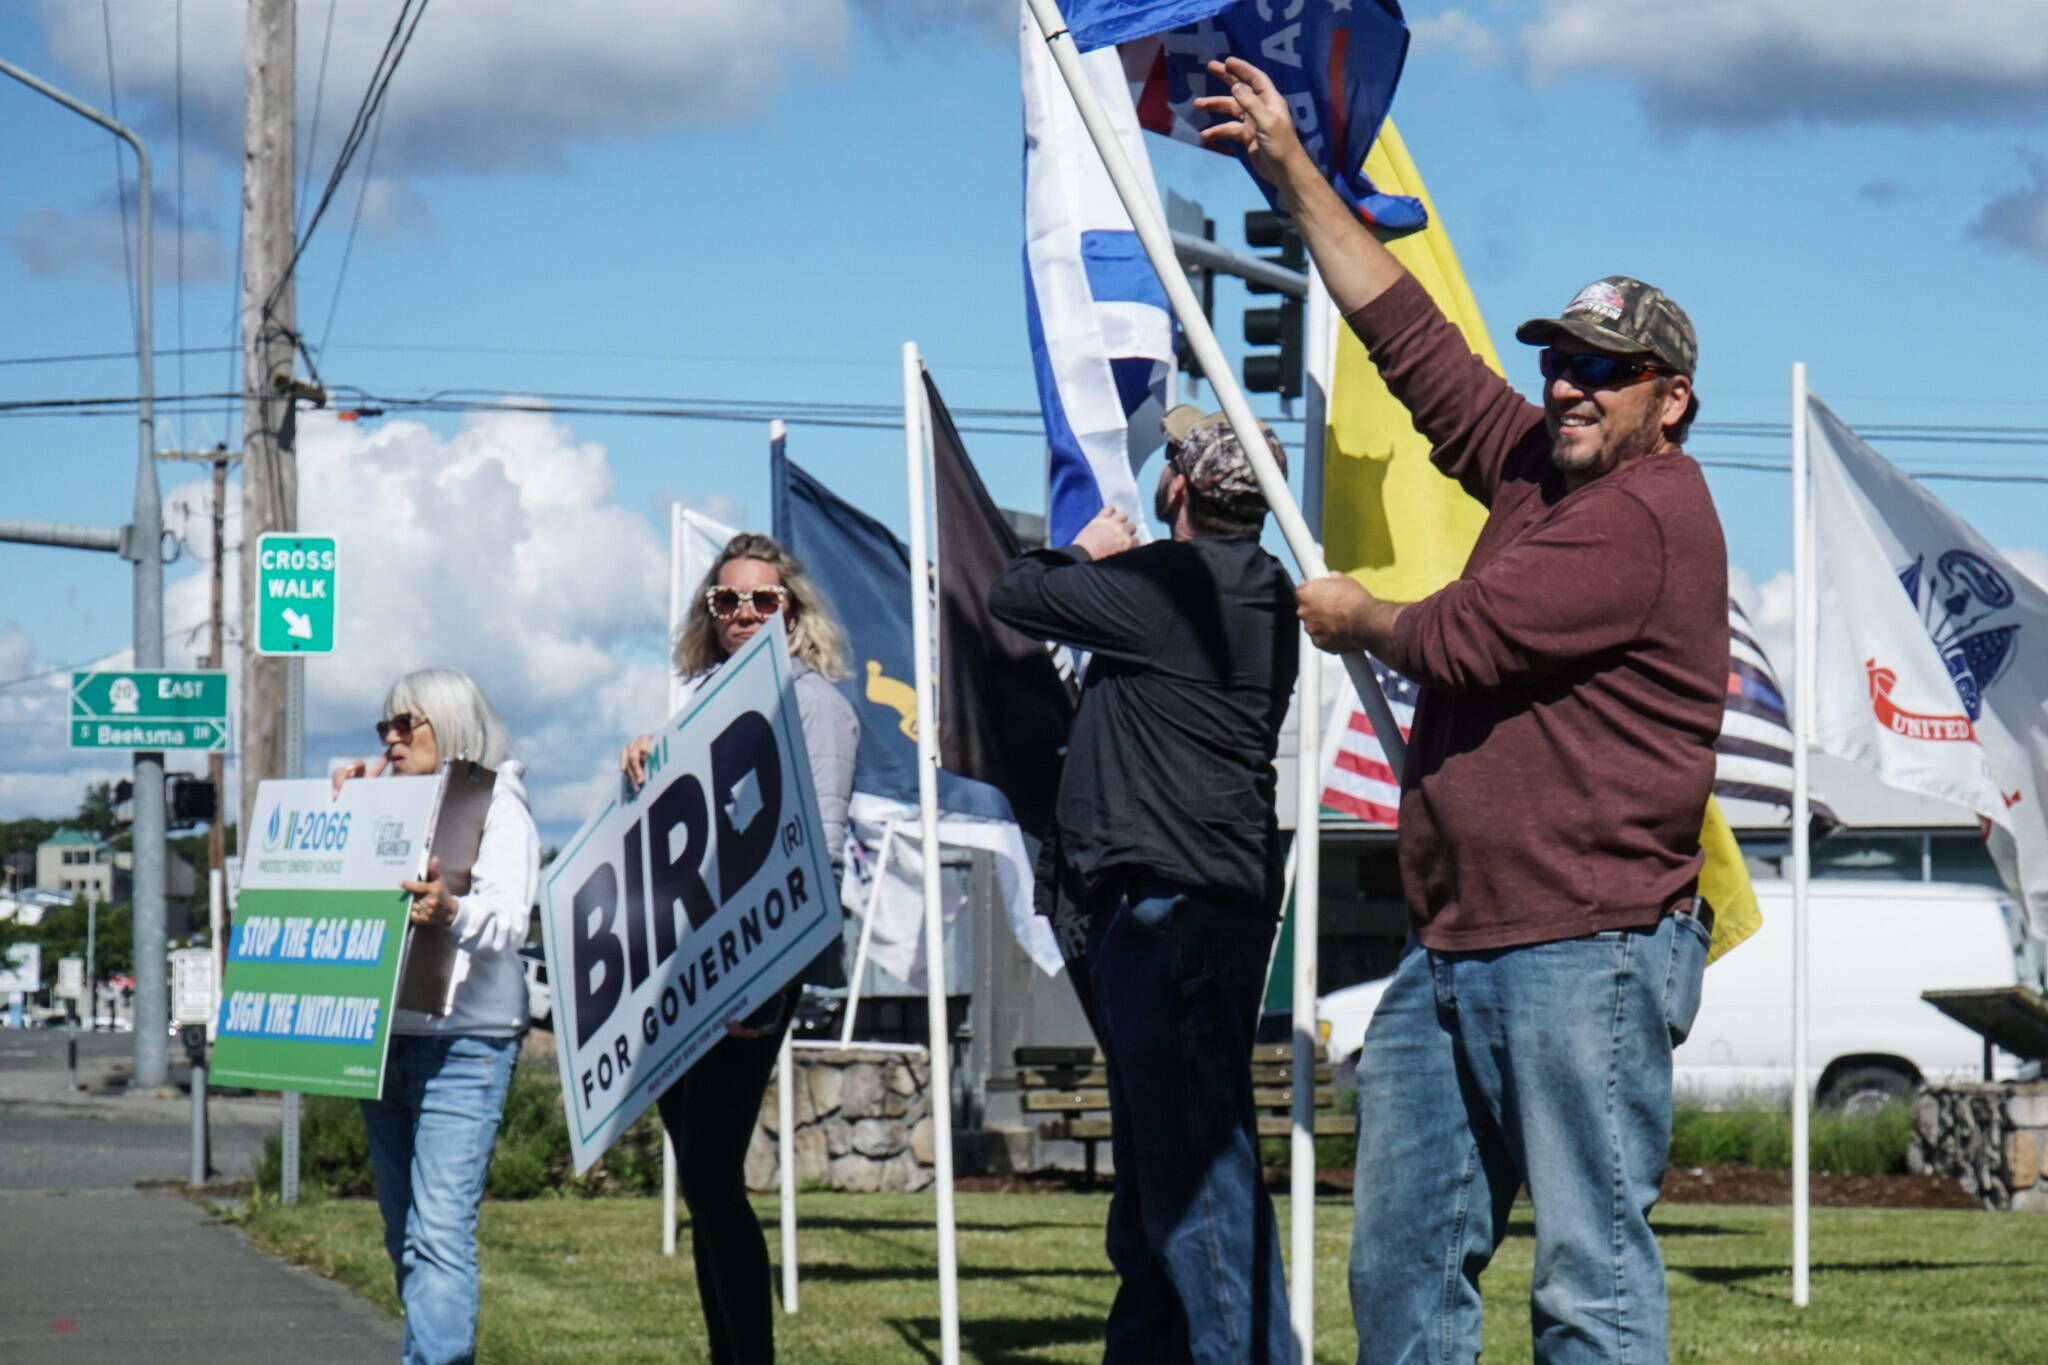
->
[1194, 57, 1304, 187]
[1072, 506, 1139, 561]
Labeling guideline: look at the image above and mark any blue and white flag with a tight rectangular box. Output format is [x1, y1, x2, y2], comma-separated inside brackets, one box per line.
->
[1121, 0, 1426, 232]
[1023, 3, 1178, 548]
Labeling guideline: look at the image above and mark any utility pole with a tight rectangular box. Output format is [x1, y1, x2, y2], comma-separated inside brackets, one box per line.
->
[239, 0, 297, 830]
[240, 0, 304, 1204]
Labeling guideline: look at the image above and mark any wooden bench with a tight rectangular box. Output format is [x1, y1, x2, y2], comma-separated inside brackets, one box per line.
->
[1015, 1043, 1355, 1184]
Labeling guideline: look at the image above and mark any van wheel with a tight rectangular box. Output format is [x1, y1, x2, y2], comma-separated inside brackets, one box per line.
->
[1816, 1064, 1916, 1115]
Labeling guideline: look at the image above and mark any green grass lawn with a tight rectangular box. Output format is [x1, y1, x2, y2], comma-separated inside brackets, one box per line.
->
[230, 1191, 2047, 1363]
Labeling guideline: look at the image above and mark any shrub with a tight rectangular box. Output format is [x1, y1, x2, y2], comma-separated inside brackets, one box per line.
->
[254, 1044, 673, 1200]
[1667, 1100, 1913, 1176]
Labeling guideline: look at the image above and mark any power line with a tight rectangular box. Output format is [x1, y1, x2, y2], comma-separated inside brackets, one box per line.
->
[99, 0, 137, 341]
[0, 345, 237, 368]
[319, 89, 392, 355]
[299, 0, 341, 240]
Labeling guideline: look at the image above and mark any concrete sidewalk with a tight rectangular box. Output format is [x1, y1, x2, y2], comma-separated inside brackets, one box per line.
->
[0, 1188, 400, 1363]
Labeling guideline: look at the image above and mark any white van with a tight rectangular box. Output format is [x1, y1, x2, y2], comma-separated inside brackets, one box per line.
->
[1674, 877, 2045, 1108]
[1317, 878, 2046, 1111]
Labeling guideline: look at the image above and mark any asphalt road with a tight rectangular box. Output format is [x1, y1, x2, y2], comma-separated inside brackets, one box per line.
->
[0, 1026, 402, 1360]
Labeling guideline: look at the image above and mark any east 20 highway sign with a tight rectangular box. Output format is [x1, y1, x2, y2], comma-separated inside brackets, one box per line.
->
[256, 534, 337, 655]
[70, 669, 229, 751]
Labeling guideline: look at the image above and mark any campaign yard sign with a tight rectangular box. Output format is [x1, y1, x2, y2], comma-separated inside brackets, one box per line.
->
[542, 627, 839, 1174]
[210, 775, 443, 1098]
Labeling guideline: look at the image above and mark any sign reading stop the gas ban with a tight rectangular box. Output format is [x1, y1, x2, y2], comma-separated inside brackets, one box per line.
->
[210, 775, 442, 1098]
[256, 533, 337, 655]
[540, 627, 838, 1173]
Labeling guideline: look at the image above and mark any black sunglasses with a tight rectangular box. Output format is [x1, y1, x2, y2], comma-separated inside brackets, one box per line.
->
[375, 713, 429, 745]
[1539, 348, 1667, 389]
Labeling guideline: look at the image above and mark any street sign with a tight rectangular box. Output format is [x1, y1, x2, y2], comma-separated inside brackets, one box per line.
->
[255, 533, 337, 655]
[55, 956, 85, 1002]
[171, 948, 218, 1026]
[69, 669, 229, 752]
[0, 944, 42, 994]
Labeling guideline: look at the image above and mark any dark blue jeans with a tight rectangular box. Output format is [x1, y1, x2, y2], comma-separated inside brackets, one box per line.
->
[1088, 876, 1289, 1365]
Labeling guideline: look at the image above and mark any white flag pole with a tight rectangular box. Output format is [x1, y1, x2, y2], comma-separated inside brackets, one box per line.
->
[663, 500, 686, 1259]
[1023, 0, 1406, 782]
[1288, 259, 1335, 1360]
[1290, 624, 1321, 1360]
[1789, 362, 1813, 1307]
[778, 1025, 800, 1312]
[904, 340, 962, 1365]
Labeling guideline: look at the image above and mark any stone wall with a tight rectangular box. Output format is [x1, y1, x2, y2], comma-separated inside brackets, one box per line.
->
[741, 1047, 936, 1194]
[1909, 1081, 2048, 1211]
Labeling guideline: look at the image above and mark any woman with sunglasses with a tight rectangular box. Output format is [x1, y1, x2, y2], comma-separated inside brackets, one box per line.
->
[333, 668, 536, 1365]
[619, 531, 858, 1365]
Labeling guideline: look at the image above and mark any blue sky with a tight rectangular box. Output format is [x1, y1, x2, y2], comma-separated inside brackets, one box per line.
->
[6, 0, 2048, 836]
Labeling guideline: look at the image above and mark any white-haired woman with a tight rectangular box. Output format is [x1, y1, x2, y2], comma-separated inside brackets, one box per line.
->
[335, 667, 535, 1365]
[620, 531, 859, 1365]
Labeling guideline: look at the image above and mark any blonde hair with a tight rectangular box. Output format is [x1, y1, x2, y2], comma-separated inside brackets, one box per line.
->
[673, 532, 850, 682]
[383, 668, 517, 767]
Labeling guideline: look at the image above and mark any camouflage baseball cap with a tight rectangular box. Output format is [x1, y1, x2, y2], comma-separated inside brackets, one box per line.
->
[1514, 276, 1698, 377]
[1162, 405, 1287, 519]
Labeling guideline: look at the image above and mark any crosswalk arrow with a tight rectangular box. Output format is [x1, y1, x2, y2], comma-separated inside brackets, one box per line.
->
[283, 608, 313, 640]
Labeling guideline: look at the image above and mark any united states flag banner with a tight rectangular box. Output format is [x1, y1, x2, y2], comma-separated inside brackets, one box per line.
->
[1321, 601, 1822, 831]
[1318, 657, 1417, 827]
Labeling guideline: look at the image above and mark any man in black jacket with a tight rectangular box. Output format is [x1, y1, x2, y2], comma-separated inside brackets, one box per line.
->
[990, 408, 1298, 1365]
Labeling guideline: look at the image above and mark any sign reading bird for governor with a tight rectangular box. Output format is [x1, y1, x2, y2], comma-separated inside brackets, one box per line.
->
[210, 775, 443, 1098]
[542, 626, 838, 1174]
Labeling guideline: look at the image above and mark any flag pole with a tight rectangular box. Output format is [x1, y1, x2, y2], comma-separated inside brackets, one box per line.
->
[1789, 361, 1813, 1307]
[1288, 260, 1335, 1360]
[1023, 0, 1407, 781]
[663, 500, 686, 1258]
[904, 340, 963, 1365]
[765, 419, 802, 1310]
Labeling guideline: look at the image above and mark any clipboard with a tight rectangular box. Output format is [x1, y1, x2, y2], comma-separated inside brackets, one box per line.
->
[395, 760, 497, 1016]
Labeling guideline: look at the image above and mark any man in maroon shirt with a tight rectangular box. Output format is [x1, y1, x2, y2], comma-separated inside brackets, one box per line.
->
[1199, 58, 1726, 1364]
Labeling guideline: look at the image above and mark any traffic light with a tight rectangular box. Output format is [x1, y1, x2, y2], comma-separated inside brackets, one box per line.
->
[1174, 214, 1218, 385]
[1241, 210, 1304, 400]
[168, 776, 218, 827]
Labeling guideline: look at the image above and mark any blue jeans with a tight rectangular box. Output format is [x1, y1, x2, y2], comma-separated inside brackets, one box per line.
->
[1088, 877, 1290, 1365]
[1349, 909, 1708, 1365]
[360, 1033, 520, 1365]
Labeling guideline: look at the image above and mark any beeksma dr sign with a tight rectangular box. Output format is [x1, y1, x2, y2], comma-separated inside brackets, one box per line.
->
[540, 628, 840, 1173]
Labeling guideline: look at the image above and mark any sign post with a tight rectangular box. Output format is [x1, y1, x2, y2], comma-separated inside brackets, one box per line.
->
[69, 669, 228, 752]
[210, 775, 442, 1098]
[541, 628, 840, 1174]
[254, 534, 337, 655]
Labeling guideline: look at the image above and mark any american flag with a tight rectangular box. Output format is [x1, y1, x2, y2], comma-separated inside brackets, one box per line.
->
[1318, 658, 1419, 827]
[1318, 600, 1821, 828]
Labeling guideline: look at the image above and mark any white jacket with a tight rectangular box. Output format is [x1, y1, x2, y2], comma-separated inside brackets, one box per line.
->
[392, 761, 537, 1037]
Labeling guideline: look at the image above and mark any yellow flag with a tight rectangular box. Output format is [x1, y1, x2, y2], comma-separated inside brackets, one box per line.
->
[1324, 119, 1760, 963]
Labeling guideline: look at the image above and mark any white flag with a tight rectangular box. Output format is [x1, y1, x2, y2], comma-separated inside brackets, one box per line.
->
[1808, 397, 2048, 932]
[1021, 1, 1175, 548]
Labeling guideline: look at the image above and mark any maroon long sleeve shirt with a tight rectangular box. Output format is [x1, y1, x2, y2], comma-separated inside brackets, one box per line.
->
[1349, 276, 1729, 951]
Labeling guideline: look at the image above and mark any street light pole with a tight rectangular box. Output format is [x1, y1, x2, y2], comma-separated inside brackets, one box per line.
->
[0, 57, 168, 1089]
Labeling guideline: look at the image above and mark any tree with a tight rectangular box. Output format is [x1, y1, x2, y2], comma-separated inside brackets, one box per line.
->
[74, 782, 121, 839]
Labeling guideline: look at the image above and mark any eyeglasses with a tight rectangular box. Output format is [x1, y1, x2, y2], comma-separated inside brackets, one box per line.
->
[375, 713, 430, 745]
[705, 585, 789, 621]
[1539, 348, 1667, 389]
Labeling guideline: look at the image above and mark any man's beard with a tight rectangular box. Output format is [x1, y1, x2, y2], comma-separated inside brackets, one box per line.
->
[1551, 403, 1667, 478]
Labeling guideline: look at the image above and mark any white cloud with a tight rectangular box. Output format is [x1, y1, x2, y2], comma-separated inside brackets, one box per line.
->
[1411, 10, 1503, 67]
[9, 190, 228, 284]
[39, 0, 852, 180]
[2, 408, 679, 839]
[1969, 155, 2048, 262]
[1521, 1, 2048, 129]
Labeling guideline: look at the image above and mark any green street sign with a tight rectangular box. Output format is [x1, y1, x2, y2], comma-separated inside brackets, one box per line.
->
[70, 669, 229, 751]
[256, 533, 337, 655]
